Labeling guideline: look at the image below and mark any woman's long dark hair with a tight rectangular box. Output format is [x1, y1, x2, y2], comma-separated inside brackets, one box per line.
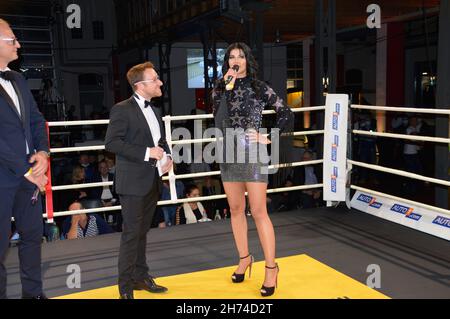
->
[214, 42, 263, 95]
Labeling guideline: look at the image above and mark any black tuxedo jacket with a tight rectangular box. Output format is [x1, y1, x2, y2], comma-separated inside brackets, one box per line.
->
[105, 97, 171, 196]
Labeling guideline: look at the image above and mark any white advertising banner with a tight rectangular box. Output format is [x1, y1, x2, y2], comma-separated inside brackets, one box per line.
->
[351, 190, 450, 241]
[323, 94, 349, 202]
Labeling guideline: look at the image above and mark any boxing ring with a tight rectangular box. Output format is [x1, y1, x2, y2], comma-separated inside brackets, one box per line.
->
[5, 95, 449, 299]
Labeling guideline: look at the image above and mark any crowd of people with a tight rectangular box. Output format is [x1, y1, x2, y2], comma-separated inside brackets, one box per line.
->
[8, 89, 435, 246]
[15, 64, 435, 246]
[8, 145, 324, 245]
[352, 111, 434, 200]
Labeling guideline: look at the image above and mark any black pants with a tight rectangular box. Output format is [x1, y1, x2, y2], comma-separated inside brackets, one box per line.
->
[118, 177, 160, 295]
[0, 179, 43, 299]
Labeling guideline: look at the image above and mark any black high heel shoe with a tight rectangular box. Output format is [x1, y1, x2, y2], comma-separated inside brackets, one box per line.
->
[231, 254, 254, 283]
[260, 263, 279, 297]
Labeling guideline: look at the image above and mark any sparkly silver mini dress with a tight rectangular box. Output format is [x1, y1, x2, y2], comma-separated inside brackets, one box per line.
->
[212, 77, 294, 183]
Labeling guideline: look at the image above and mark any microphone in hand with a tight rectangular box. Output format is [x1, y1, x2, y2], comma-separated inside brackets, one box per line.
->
[225, 65, 240, 90]
[158, 137, 167, 149]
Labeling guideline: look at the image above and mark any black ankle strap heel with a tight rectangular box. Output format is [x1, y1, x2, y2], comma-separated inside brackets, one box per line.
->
[260, 263, 279, 297]
[231, 254, 254, 283]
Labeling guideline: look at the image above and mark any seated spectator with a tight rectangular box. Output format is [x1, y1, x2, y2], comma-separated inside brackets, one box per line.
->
[88, 160, 122, 230]
[79, 153, 96, 181]
[273, 178, 299, 212]
[175, 185, 211, 225]
[89, 160, 118, 206]
[161, 179, 185, 227]
[71, 165, 89, 200]
[88, 152, 99, 173]
[198, 176, 222, 219]
[62, 202, 114, 239]
[292, 150, 322, 209]
[105, 155, 116, 175]
[55, 165, 90, 213]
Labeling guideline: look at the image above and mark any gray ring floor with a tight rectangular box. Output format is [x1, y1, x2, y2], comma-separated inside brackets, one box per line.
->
[4, 206, 450, 299]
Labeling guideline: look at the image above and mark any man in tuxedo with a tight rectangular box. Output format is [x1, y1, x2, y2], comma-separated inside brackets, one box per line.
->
[0, 19, 49, 299]
[105, 61, 173, 299]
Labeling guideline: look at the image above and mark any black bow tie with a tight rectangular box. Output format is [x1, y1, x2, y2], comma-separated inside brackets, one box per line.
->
[145, 100, 161, 109]
[0, 70, 12, 81]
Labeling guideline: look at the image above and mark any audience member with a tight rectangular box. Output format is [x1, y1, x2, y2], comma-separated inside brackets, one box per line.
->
[79, 153, 96, 181]
[291, 150, 322, 209]
[161, 179, 185, 227]
[61, 202, 114, 239]
[175, 185, 211, 225]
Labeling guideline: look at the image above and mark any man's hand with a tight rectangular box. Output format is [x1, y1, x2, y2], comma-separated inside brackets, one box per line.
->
[149, 146, 164, 160]
[161, 157, 173, 175]
[25, 173, 48, 192]
[29, 151, 48, 177]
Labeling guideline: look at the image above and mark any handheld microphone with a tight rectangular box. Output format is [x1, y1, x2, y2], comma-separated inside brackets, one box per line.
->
[225, 65, 239, 90]
[158, 137, 166, 149]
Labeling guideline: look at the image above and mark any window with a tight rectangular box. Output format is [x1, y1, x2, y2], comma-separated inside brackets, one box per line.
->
[92, 21, 104, 40]
[287, 44, 303, 90]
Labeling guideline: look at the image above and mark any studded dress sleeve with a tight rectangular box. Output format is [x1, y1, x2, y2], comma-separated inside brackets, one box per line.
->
[261, 84, 294, 138]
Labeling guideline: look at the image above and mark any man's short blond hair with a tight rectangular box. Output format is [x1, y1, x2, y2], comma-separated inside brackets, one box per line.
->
[0, 18, 10, 26]
[126, 61, 155, 90]
[0, 18, 11, 34]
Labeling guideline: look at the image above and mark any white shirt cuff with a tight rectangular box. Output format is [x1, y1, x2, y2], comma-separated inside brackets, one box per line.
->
[144, 147, 151, 161]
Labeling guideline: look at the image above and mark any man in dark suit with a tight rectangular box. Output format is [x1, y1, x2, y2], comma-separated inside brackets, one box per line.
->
[105, 61, 173, 299]
[88, 160, 121, 230]
[88, 160, 117, 203]
[0, 19, 49, 299]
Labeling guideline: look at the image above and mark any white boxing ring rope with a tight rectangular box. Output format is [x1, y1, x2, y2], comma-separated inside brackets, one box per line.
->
[45, 106, 325, 219]
[51, 159, 325, 191]
[348, 104, 450, 235]
[352, 130, 450, 144]
[44, 102, 450, 233]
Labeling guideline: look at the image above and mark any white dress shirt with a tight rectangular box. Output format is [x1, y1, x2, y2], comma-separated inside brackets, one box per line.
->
[101, 175, 113, 200]
[0, 67, 30, 154]
[133, 92, 167, 176]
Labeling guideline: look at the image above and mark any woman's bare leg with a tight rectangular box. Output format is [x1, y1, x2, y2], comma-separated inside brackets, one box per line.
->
[246, 182, 278, 287]
[222, 182, 252, 274]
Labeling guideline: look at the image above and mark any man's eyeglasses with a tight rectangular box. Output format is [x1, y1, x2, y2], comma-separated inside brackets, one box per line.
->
[134, 76, 160, 85]
[0, 37, 19, 46]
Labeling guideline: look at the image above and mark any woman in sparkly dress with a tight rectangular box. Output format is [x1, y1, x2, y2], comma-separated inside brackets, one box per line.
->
[212, 42, 293, 297]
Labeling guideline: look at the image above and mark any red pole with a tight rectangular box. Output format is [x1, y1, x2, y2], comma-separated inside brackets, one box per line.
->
[45, 122, 54, 223]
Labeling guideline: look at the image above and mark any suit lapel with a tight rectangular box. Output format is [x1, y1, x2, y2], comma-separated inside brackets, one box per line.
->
[0, 82, 22, 121]
[10, 79, 26, 126]
[130, 97, 155, 147]
[152, 106, 165, 139]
